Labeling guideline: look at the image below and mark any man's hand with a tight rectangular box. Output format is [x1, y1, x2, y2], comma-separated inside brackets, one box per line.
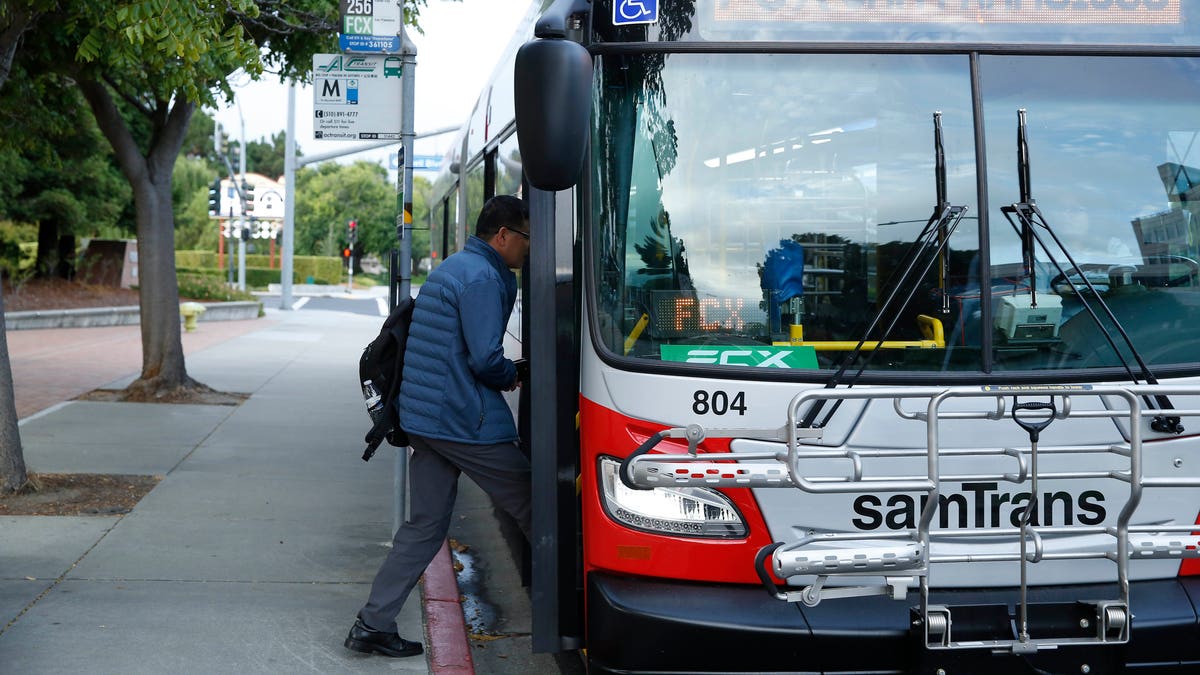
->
[504, 359, 527, 391]
[512, 359, 529, 388]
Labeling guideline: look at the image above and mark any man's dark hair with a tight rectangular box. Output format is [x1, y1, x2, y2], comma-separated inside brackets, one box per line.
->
[475, 195, 529, 239]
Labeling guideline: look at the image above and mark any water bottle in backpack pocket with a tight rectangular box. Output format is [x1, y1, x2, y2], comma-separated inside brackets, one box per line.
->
[362, 379, 386, 429]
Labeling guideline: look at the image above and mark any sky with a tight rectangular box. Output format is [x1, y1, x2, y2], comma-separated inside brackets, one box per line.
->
[210, 0, 535, 179]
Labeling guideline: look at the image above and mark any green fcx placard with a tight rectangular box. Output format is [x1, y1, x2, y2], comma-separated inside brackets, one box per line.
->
[661, 345, 818, 369]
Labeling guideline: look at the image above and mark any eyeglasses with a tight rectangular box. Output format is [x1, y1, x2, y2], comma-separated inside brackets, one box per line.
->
[507, 227, 530, 240]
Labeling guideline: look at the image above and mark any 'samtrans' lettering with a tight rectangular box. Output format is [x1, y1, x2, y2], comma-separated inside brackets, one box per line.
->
[851, 482, 1106, 530]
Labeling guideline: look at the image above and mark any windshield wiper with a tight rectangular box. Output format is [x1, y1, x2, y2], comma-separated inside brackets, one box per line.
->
[801, 112, 968, 429]
[999, 109, 1182, 434]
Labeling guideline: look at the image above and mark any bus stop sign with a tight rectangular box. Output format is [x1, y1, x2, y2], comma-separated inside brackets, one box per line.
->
[312, 54, 402, 141]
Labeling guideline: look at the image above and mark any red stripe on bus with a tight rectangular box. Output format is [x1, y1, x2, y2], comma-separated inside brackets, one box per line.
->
[1179, 511, 1200, 576]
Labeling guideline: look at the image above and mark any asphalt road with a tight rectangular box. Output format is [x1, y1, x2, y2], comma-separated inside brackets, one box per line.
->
[259, 293, 391, 317]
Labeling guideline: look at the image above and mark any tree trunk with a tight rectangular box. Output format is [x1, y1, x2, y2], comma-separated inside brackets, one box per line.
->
[77, 78, 209, 400]
[34, 220, 59, 279]
[0, 6, 39, 493]
[126, 171, 195, 396]
[0, 6, 36, 91]
[0, 282, 28, 493]
[56, 234, 74, 279]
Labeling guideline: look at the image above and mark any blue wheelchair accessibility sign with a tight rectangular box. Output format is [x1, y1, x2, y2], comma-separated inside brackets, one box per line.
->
[613, 0, 658, 26]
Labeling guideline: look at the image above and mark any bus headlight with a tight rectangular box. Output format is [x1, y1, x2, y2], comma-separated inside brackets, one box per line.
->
[597, 456, 748, 538]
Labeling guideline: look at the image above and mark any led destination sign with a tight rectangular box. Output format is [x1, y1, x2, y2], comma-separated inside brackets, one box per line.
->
[714, 0, 1182, 25]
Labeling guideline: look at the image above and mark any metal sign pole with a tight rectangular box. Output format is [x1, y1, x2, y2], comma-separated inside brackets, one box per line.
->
[397, 32, 416, 304]
[227, 201, 235, 286]
[281, 85, 297, 310]
[237, 111, 248, 292]
[393, 22, 417, 534]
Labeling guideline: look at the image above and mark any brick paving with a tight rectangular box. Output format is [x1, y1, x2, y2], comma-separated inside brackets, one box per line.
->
[6, 318, 272, 420]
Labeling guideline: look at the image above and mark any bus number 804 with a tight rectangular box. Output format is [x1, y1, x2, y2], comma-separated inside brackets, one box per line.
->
[693, 390, 747, 416]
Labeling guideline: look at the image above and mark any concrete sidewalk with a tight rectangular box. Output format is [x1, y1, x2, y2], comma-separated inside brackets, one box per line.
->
[0, 308, 471, 673]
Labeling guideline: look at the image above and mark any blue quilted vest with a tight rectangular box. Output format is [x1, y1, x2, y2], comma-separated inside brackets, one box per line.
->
[398, 236, 518, 444]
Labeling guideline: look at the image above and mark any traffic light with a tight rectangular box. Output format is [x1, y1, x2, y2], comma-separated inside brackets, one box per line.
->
[208, 178, 221, 216]
[343, 247, 352, 259]
[348, 219, 357, 245]
[241, 180, 255, 215]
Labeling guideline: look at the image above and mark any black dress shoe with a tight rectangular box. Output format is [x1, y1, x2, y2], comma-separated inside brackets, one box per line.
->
[344, 619, 424, 657]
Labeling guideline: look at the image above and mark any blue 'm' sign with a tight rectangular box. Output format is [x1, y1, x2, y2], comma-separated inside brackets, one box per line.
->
[613, 0, 658, 26]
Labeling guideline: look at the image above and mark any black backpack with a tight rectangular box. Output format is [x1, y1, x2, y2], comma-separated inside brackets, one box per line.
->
[358, 295, 415, 461]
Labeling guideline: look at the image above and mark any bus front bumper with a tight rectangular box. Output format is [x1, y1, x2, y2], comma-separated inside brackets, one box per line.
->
[586, 572, 1200, 674]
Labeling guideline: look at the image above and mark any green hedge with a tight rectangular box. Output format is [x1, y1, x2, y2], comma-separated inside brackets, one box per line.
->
[0, 221, 37, 277]
[293, 256, 343, 284]
[244, 267, 281, 288]
[177, 273, 258, 302]
[176, 267, 222, 279]
[175, 250, 216, 269]
[175, 251, 343, 285]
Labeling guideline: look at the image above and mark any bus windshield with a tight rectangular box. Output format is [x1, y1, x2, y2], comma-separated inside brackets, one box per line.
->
[590, 51, 1200, 375]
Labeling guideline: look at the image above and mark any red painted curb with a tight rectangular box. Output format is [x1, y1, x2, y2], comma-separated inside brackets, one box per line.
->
[423, 540, 475, 674]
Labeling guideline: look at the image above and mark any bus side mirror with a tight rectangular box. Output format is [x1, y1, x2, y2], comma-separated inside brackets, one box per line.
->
[514, 38, 592, 192]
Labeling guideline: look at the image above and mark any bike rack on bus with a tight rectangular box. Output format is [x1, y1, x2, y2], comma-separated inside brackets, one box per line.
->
[618, 383, 1200, 654]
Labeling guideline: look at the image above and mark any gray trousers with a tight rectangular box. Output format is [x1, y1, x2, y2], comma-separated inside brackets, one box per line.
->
[358, 433, 531, 633]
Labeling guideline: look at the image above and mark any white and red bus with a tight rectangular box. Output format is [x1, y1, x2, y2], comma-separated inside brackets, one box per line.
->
[428, 0, 1200, 671]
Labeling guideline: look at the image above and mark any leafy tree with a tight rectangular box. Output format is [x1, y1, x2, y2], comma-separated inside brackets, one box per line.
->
[295, 160, 394, 257]
[59, 1, 335, 401]
[0, 2, 50, 87]
[0, 0, 443, 492]
[181, 110, 219, 163]
[0, 147, 29, 216]
[292, 161, 431, 273]
[0, 82, 132, 279]
[245, 132, 288, 180]
[175, 109, 276, 252]
[173, 155, 221, 252]
[179, 110, 225, 162]
[408, 174, 432, 269]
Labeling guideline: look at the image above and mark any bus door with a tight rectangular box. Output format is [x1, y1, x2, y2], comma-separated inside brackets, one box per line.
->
[527, 185, 585, 652]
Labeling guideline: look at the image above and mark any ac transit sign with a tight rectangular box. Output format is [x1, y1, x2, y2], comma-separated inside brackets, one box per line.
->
[312, 53, 402, 141]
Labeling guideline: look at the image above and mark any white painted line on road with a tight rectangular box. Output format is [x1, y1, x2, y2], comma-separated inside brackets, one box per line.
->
[292, 297, 310, 311]
[376, 298, 388, 317]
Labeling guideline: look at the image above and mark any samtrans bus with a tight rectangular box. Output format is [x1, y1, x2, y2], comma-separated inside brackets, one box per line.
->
[426, 0, 1200, 671]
